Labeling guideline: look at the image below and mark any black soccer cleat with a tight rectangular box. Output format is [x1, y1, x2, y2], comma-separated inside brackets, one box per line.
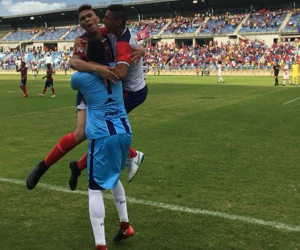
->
[26, 161, 48, 190]
[69, 161, 81, 191]
[113, 224, 135, 242]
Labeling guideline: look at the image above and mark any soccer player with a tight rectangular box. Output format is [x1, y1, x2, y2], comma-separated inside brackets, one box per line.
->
[71, 37, 134, 250]
[272, 60, 280, 86]
[39, 63, 56, 97]
[69, 4, 147, 188]
[62, 60, 68, 75]
[292, 60, 299, 86]
[26, 4, 145, 191]
[32, 62, 37, 81]
[143, 61, 149, 81]
[217, 60, 224, 83]
[282, 65, 291, 86]
[69, 4, 148, 188]
[16, 61, 28, 97]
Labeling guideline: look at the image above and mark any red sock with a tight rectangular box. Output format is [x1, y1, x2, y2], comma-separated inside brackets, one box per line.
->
[77, 153, 88, 170]
[44, 132, 78, 167]
[129, 146, 137, 158]
[23, 86, 27, 94]
[120, 221, 130, 230]
[95, 245, 107, 250]
[20, 85, 25, 93]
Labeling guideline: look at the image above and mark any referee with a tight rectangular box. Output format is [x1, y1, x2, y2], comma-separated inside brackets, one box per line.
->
[272, 61, 280, 86]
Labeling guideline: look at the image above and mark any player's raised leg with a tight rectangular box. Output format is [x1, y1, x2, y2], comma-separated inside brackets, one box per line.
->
[26, 109, 86, 190]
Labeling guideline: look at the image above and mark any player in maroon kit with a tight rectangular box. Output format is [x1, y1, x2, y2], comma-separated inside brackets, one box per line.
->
[39, 63, 56, 97]
[16, 61, 28, 97]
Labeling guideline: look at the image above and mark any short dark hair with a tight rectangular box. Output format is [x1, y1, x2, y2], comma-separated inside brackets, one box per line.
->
[78, 4, 93, 15]
[86, 38, 106, 65]
[106, 4, 127, 25]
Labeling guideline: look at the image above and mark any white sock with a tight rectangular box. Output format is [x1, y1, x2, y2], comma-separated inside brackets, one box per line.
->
[111, 180, 129, 222]
[89, 189, 106, 246]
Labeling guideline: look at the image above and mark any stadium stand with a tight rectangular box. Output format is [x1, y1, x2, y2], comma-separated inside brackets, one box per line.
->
[3, 30, 36, 42]
[283, 10, 300, 32]
[239, 9, 288, 33]
[129, 19, 167, 35]
[0, 0, 299, 75]
[63, 26, 86, 40]
[34, 27, 69, 41]
[163, 15, 202, 34]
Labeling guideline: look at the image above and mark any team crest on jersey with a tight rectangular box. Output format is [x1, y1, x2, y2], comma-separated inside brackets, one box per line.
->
[77, 47, 84, 53]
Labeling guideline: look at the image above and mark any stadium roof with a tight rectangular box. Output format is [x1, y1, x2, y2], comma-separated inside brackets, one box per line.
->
[0, 0, 295, 30]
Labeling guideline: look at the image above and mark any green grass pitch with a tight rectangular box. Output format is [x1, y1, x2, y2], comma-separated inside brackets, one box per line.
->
[1, 74, 300, 250]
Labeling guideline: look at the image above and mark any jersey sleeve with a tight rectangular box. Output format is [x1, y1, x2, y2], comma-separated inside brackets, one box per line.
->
[70, 74, 79, 90]
[99, 26, 107, 36]
[115, 41, 132, 66]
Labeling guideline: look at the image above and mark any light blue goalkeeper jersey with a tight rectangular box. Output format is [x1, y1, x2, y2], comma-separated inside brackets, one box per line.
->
[70, 71, 131, 139]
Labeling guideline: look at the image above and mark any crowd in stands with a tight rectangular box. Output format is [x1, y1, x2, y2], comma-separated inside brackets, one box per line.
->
[1, 37, 300, 72]
[198, 13, 246, 35]
[2, 7, 300, 72]
[143, 39, 270, 71]
[128, 18, 167, 35]
[240, 9, 288, 33]
[140, 38, 300, 72]
[163, 14, 202, 34]
[284, 10, 300, 31]
[2, 7, 300, 42]
[262, 38, 300, 68]
[0, 46, 71, 72]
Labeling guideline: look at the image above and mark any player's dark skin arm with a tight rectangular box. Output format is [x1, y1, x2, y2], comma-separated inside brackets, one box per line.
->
[42, 71, 51, 79]
[112, 63, 129, 80]
[74, 37, 145, 63]
[74, 37, 144, 80]
[70, 54, 119, 86]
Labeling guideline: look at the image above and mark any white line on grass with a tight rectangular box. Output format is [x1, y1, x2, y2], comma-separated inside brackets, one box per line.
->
[1, 177, 300, 232]
[283, 97, 300, 105]
[7, 88, 44, 93]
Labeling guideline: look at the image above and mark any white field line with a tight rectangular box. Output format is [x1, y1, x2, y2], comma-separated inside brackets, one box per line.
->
[7, 90, 27, 93]
[1, 177, 300, 232]
[283, 97, 300, 105]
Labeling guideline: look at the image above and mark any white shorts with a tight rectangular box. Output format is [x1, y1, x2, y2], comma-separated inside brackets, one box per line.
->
[77, 99, 87, 110]
[76, 91, 87, 110]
